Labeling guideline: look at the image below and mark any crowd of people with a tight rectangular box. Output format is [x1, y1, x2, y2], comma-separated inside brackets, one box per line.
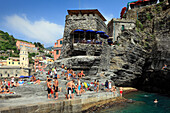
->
[0, 64, 123, 100]
[46, 64, 123, 100]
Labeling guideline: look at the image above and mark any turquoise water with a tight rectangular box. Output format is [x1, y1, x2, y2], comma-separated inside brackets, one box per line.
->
[99, 91, 170, 113]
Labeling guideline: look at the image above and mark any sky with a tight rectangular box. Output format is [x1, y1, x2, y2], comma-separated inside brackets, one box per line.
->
[0, 0, 131, 47]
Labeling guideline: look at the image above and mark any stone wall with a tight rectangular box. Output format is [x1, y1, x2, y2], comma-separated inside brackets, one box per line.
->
[0, 66, 31, 77]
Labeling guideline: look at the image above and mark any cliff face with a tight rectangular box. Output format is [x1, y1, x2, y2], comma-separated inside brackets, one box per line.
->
[110, 1, 170, 94]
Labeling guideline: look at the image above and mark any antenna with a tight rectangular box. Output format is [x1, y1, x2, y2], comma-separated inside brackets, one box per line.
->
[79, 0, 80, 9]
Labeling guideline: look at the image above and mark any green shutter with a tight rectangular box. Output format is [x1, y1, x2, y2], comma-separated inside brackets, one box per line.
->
[122, 25, 125, 31]
[56, 50, 59, 54]
[60, 41, 62, 44]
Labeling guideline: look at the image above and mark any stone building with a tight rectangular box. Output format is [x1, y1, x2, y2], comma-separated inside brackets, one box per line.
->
[56, 9, 111, 75]
[107, 18, 135, 41]
[0, 66, 31, 78]
[61, 9, 108, 58]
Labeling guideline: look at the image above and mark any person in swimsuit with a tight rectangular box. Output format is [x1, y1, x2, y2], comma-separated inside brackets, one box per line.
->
[96, 80, 99, 92]
[94, 79, 97, 91]
[71, 80, 76, 99]
[78, 72, 82, 79]
[47, 79, 52, 99]
[154, 99, 158, 103]
[34, 78, 41, 84]
[110, 86, 116, 96]
[61, 64, 64, 76]
[53, 77, 59, 99]
[80, 83, 85, 94]
[66, 81, 73, 99]
[80, 70, 85, 77]
[119, 87, 123, 97]
[77, 78, 81, 96]
[72, 72, 76, 78]
[4, 86, 10, 94]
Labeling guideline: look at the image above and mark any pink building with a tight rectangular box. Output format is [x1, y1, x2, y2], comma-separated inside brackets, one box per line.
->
[16, 40, 38, 53]
[53, 38, 63, 61]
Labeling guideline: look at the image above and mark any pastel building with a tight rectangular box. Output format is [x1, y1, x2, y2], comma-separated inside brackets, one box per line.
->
[53, 38, 63, 61]
[5, 46, 29, 68]
[7, 57, 20, 66]
[16, 40, 38, 53]
[0, 46, 31, 77]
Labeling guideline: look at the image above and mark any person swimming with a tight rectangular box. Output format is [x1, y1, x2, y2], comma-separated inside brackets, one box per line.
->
[154, 99, 158, 103]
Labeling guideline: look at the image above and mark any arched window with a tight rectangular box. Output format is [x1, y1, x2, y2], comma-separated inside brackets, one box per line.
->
[0, 74, 2, 77]
[8, 74, 10, 77]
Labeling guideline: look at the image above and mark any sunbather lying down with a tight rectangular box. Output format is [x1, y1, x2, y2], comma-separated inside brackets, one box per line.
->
[0, 85, 15, 94]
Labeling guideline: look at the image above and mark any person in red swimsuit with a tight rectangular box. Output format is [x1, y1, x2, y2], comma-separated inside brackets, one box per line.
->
[120, 87, 123, 97]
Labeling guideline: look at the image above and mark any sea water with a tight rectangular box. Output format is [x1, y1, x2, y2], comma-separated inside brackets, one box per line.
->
[99, 91, 170, 113]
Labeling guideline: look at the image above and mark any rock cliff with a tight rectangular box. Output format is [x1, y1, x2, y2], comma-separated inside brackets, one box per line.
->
[111, 1, 170, 94]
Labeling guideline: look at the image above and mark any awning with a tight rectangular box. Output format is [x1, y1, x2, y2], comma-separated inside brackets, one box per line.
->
[74, 29, 84, 32]
[100, 34, 109, 39]
[96, 31, 105, 34]
[86, 30, 96, 32]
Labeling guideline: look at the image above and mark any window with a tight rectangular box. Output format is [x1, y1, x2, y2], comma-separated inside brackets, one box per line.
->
[9, 62, 10, 64]
[8, 74, 10, 77]
[122, 25, 125, 31]
[18, 62, 20, 64]
[56, 50, 59, 55]
[15, 74, 17, 77]
[12, 62, 14, 64]
[60, 41, 63, 44]
[23, 58, 24, 60]
[1, 74, 2, 77]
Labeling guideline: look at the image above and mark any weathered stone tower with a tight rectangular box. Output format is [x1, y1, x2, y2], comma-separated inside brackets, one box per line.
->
[61, 9, 107, 58]
[20, 46, 29, 68]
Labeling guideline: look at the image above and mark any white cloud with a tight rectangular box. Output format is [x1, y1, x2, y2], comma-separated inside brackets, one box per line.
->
[4, 14, 64, 46]
[104, 14, 114, 24]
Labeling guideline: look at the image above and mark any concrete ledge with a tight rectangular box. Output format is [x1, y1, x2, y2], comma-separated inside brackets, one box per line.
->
[0, 92, 119, 113]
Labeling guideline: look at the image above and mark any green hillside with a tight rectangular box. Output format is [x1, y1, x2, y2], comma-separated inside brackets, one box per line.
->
[0, 30, 17, 52]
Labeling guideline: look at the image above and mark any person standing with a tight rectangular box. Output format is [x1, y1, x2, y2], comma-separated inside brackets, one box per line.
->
[71, 80, 76, 99]
[47, 79, 52, 99]
[53, 77, 59, 99]
[54, 67, 57, 78]
[77, 78, 81, 96]
[96, 80, 99, 92]
[120, 87, 123, 97]
[66, 80, 73, 100]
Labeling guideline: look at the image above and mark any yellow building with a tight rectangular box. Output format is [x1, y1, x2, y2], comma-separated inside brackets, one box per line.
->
[6, 46, 29, 68]
[7, 57, 20, 66]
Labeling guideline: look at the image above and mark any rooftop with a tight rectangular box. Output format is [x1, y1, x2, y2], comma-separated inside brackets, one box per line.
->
[67, 9, 107, 21]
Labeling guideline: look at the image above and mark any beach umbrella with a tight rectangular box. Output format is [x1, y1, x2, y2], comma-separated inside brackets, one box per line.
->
[74, 29, 84, 42]
[86, 30, 96, 41]
[96, 31, 105, 43]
